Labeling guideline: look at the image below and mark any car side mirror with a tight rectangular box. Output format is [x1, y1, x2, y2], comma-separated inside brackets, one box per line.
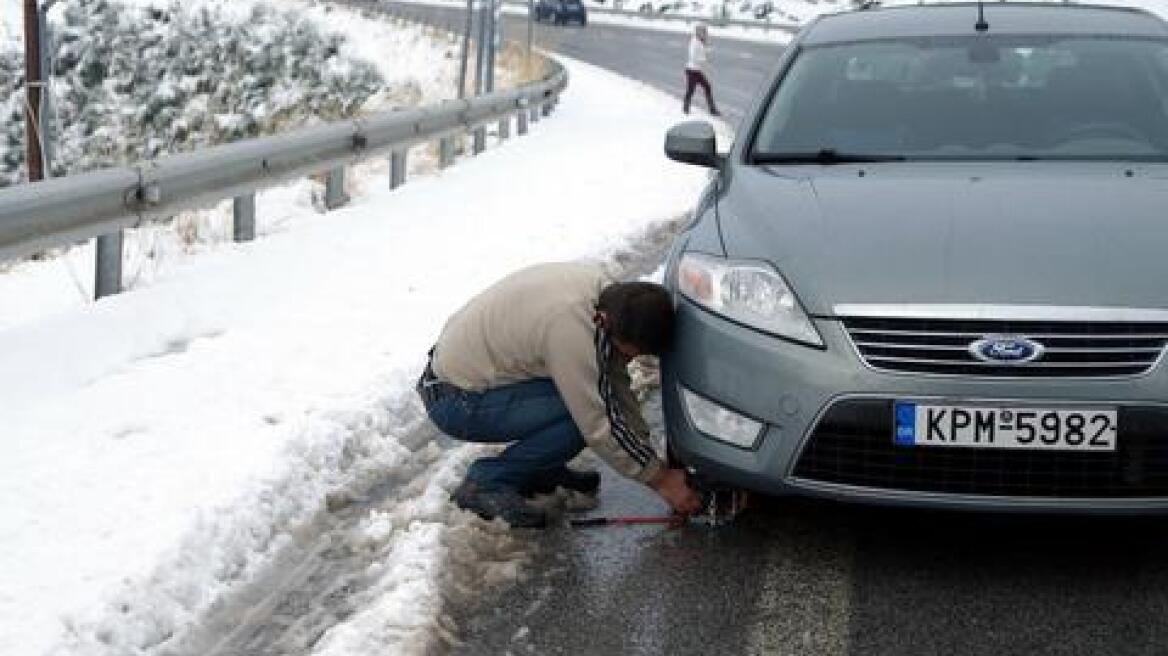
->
[665, 121, 721, 168]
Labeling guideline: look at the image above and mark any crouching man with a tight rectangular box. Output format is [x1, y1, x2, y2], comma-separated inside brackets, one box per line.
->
[417, 261, 703, 527]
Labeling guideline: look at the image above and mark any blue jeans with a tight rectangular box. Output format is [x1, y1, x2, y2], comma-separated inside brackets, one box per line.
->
[422, 377, 585, 491]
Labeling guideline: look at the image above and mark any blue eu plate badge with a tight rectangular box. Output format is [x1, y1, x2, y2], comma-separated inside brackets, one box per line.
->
[894, 402, 917, 446]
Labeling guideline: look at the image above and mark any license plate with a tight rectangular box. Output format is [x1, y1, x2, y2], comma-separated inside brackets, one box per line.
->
[893, 402, 1118, 451]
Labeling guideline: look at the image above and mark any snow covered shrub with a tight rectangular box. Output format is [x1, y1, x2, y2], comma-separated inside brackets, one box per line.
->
[0, 0, 384, 187]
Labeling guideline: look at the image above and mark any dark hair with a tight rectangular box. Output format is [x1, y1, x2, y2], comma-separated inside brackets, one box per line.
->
[597, 281, 674, 356]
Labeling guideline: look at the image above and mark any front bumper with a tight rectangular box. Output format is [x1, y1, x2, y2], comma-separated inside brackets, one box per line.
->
[661, 300, 1168, 513]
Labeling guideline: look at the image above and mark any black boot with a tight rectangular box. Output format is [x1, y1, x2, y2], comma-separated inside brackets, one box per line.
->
[452, 481, 548, 528]
[520, 467, 601, 497]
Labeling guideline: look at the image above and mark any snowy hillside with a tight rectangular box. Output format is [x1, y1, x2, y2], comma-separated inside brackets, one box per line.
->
[0, 0, 461, 187]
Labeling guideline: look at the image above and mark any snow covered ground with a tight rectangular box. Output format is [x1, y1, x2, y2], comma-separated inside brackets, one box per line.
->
[0, 39, 712, 656]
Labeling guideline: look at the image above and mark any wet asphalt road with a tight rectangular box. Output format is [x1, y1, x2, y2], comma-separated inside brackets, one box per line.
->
[376, 1, 787, 127]
[450, 394, 1168, 656]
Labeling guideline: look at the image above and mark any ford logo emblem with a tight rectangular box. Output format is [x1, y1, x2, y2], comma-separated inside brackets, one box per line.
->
[969, 335, 1045, 364]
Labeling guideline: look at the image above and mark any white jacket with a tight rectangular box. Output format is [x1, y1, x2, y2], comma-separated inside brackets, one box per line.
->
[686, 36, 709, 72]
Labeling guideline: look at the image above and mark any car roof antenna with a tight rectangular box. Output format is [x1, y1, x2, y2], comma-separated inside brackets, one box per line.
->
[975, 0, 990, 32]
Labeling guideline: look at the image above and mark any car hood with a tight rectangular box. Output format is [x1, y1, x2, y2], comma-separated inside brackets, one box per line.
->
[717, 163, 1168, 316]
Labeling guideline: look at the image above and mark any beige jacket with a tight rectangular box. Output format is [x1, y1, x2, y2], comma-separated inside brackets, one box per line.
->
[431, 262, 665, 484]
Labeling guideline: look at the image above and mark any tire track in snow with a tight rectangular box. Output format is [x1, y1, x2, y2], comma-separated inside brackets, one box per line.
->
[166, 437, 531, 656]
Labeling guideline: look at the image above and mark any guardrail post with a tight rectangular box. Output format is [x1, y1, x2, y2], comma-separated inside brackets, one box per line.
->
[498, 115, 511, 140]
[390, 149, 407, 189]
[517, 109, 529, 135]
[473, 126, 487, 155]
[439, 136, 455, 168]
[94, 232, 123, 299]
[325, 167, 347, 210]
[233, 193, 256, 242]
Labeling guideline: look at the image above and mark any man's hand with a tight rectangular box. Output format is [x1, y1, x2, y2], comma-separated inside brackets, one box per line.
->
[649, 468, 704, 516]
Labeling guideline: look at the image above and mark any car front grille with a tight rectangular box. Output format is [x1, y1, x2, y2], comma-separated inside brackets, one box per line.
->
[793, 400, 1168, 498]
[842, 317, 1168, 378]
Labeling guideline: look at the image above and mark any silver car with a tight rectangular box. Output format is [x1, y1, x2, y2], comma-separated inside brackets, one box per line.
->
[661, 2, 1168, 513]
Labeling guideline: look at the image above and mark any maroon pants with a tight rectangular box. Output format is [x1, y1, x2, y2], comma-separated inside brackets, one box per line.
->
[684, 69, 718, 114]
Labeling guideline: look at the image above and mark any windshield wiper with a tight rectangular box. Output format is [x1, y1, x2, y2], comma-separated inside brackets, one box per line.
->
[751, 149, 907, 164]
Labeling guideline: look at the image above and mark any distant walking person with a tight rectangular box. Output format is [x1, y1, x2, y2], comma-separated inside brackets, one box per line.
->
[684, 23, 719, 116]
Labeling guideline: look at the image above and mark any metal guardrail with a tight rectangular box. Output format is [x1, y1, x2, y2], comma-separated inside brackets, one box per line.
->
[0, 57, 567, 296]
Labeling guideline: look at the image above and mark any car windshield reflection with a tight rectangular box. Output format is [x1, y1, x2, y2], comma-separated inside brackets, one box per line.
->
[751, 35, 1168, 162]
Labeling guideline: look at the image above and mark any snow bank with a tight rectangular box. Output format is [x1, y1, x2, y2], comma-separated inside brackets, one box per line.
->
[0, 51, 710, 654]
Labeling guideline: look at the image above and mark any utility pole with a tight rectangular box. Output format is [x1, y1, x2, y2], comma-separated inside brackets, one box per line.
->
[23, 0, 44, 182]
[458, 0, 473, 98]
[474, 0, 486, 95]
[485, 0, 497, 93]
[39, 0, 57, 177]
[527, 0, 534, 66]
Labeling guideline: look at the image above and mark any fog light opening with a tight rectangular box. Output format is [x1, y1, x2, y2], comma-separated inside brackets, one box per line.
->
[681, 387, 764, 449]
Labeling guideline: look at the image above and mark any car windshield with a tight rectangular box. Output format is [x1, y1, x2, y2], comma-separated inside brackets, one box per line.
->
[751, 34, 1168, 162]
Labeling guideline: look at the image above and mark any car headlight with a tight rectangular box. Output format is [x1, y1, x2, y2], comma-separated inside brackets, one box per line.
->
[676, 252, 823, 347]
[681, 387, 764, 448]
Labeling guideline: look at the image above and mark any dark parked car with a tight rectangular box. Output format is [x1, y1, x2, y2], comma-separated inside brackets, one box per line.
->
[662, 2, 1168, 513]
[535, 0, 588, 25]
